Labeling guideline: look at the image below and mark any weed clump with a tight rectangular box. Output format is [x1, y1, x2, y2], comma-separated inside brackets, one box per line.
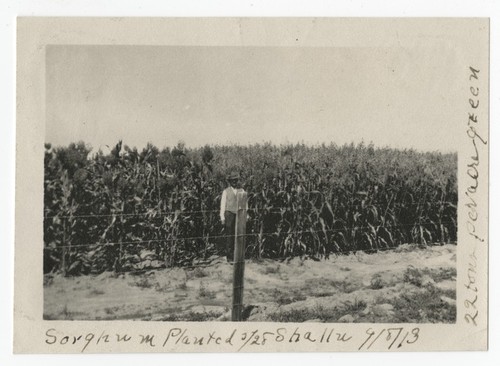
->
[390, 284, 456, 323]
[369, 274, 384, 290]
[197, 282, 216, 299]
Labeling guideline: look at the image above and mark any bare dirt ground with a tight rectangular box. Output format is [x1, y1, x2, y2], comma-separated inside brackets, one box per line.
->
[44, 244, 456, 323]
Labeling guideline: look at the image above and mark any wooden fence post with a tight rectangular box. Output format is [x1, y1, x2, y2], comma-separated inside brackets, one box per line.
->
[232, 191, 247, 321]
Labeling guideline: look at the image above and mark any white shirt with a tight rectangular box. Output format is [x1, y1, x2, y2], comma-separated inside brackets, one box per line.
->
[220, 186, 248, 222]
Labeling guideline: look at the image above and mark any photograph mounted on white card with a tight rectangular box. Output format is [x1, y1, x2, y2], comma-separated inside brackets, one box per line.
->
[14, 17, 489, 353]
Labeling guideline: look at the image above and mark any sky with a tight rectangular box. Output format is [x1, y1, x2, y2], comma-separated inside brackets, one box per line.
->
[46, 45, 461, 152]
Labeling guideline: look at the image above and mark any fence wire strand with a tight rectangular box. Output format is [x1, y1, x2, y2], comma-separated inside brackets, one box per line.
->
[43, 200, 456, 220]
[44, 220, 456, 250]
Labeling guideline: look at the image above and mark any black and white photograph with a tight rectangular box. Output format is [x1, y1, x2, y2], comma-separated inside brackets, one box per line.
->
[13, 17, 489, 353]
[42, 44, 460, 323]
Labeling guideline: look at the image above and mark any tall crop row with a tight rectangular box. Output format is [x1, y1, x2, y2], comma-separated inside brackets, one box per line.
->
[43, 141, 457, 275]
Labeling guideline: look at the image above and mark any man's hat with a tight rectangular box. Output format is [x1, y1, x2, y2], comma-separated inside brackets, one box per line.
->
[227, 171, 240, 181]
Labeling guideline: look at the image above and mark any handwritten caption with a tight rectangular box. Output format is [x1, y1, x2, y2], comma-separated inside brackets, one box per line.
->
[45, 326, 421, 353]
[463, 66, 487, 327]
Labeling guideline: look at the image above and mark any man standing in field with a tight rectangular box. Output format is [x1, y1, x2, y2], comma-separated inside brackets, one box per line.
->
[220, 171, 246, 263]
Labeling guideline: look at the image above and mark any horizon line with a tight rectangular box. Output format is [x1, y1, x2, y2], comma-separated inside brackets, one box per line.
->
[44, 139, 458, 155]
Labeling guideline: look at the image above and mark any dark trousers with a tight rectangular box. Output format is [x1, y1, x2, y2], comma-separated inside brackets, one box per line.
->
[224, 211, 236, 261]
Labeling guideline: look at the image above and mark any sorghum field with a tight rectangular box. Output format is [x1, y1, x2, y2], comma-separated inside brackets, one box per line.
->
[44, 141, 457, 275]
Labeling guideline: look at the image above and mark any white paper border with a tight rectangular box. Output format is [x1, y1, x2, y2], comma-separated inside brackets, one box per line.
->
[3, 1, 500, 366]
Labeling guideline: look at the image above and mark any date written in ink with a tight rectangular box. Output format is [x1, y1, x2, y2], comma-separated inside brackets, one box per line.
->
[358, 327, 420, 350]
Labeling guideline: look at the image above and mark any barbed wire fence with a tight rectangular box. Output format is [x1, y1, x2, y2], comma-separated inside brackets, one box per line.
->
[43, 198, 457, 276]
[43, 200, 454, 219]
